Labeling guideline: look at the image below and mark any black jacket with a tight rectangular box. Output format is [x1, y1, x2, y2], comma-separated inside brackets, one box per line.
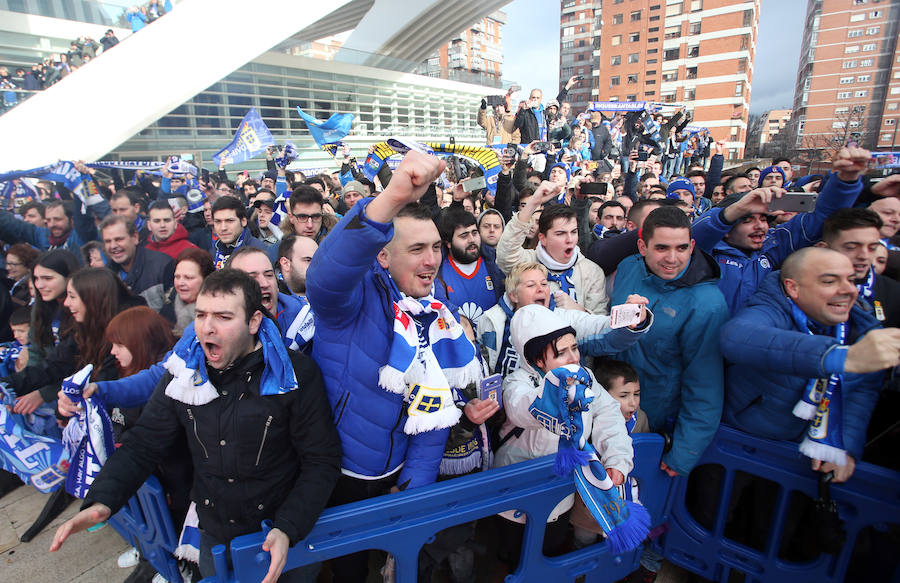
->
[111, 246, 174, 312]
[84, 348, 342, 546]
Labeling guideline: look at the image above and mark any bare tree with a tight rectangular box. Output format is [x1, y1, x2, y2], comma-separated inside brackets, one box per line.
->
[790, 105, 874, 174]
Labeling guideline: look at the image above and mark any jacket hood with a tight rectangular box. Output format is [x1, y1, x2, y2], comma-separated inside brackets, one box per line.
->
[510, 304, 573, 375]
[637, 246, 721, 290]
[150, 223, 189, 247]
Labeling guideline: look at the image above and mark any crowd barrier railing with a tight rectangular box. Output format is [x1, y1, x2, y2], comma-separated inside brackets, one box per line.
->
[200, 434, 671, 583]
[108, 475, 184, 583]
[661, 425, 900, 583]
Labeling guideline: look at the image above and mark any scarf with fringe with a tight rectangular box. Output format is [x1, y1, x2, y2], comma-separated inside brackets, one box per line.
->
[529, 365, 650, 553]
[163, 318, 297, 406]
[61, 365, 115, 499]
[789, 301, 848, 466]
[379, 278, 481, 435]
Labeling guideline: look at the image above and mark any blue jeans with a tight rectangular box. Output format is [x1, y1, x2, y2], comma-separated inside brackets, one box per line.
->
[199, 530, 321, 582]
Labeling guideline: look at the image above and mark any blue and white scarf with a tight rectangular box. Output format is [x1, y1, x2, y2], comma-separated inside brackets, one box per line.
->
[537, 243, 580, 304]
[213, 230, 245, 270]
[789, 301, 848, 466]
[379, 275, 481, 435]
[60, 365, 115, 499]
[856, 267, 875, 301]
[163, 318, 298, 406]
[274, 142, 299, 169]
[529, 365, 650, 553]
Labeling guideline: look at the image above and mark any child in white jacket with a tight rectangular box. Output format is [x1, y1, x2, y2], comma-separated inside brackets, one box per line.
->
[494, 303, 650, 567]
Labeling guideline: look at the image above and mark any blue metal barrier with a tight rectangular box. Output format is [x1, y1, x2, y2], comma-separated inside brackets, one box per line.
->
[662, 425, 900, 583]
[109, 475, 183, 583]
[200, 434, 671, 583]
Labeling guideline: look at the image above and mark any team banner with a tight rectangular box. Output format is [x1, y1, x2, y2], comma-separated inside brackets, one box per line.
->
[213, 108, 276, 167]
[0, 178, 39, 211]
[362, 141, 501, 195]
[88, 159, 199, 176]
[296, 107, 354, 148]
[589, 101, 648, 112]
[873, 152, 900, 169]
[0, 385, 69, 494]
[684, 125, 710, 134]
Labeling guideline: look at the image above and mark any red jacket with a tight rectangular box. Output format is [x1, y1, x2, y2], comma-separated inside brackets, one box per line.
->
[144, 223, 198, 259]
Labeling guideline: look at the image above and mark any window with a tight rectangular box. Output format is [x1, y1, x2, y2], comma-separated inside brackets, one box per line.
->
[665, 26, 681, 39]
[857, 74, 871, 82]
[735, 81, 743, 96]
[885, 119, 896, 126]
[648, 48, 658, 54]
[612, 35, 622, 46]
[862, 43, 876, 51]
[892, 87, 900, 95]
[648, 26, 659, 32]
[626, 94, 637, 101]
[870, 10, 881, 18]
[686, 66, 698, 79]
[690, 0, 703, 11]
[684, 88, 696, 100]
[627, 74, 638, 84]
[687, 45, 700, 58]
[662, 71, 678, 82]
[610, 76, 620, 86]
[853, 105, 866, 113]
[848, 29, 863, 37]
[561, 41, 574, 49]
[667, 3, 683, 17]
[649, 37, 659, 43]
[866, 26, 880, 35]
[846, 45, 860, 53]
[689, 22, 701, 35]
[628, 53, 640, 63]
[855, 90, 868, 97]
[738, 58, 748, 73]
[611, 55, 621, 65]
[613, 0, 623, 4]
[833, 121, 847, 129]
[740, 35, 750, 50]
[647, 70, 657, 77]
[577, 53, 585, 61]
[742, 9, 753, 26]
[888, 103, 899, 110]
[651, 4, 660, 10]
[860, 58, 874, 66]
[649, 15, 660, 22]
[849, 13, 865, 22]
[837, 91, 852, 99]
[843, 60, 858, 68]
[646, 79, 656, 85]
[840, 76, 854, 84]
[629, 32, 640, 42]
[664, 47, 681, 61]
[662, 92, 676, 103]
[835, 107, 850, 115]
[647, 58, 658, 64]
[563, 26, 575, 36]
[612, 13, 623, 24]
[631, 10, 641, 21]
[883, 133, 894, 142]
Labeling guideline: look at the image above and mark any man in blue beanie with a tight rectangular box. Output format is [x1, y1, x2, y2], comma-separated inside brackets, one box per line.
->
[757, 165, 785, 188]
[666, 177, 696, 206]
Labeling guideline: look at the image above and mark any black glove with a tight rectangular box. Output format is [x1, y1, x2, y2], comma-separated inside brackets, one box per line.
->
[481, 98, 487, 110]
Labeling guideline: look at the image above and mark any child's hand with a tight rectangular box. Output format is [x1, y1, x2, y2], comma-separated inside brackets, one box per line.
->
[608, 468, 624, 486]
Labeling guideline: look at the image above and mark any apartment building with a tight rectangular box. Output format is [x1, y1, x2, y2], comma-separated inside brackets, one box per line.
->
[591, 0, 759, 158]
[415, 11, 506, 89]
[748, 108, 791, 156]
[790, 0, 900, 153]
[559, 0, 603, 113]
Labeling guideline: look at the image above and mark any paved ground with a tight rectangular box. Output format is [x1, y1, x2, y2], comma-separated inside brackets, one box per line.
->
[1, 484, 134, 583]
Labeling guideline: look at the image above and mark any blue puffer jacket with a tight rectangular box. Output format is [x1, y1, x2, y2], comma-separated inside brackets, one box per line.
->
[611, 249, 729, 475]
[305, 199, 449, 490]
[692, 172, 862, 315]
[720, 272, 882, 458]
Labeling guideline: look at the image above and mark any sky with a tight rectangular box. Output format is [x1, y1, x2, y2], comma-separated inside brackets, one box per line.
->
[501, 0, 806, 114]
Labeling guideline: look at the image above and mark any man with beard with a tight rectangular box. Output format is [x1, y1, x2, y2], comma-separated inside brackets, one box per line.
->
[0, 199, 98, 257]
[277, 234, 318, 297]
[691, 147, 871, 315]
[436, 207, 505, 328]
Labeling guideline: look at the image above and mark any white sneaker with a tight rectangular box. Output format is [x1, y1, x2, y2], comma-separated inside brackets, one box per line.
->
[117, 547, 140, 569]
[151, 574, 169, 583]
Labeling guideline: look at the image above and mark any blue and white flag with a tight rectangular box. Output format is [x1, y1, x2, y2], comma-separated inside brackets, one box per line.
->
[0, 383, 69, 494]
[296, 107, 354, 148]
[0, 178, 39, 211]
[60, 365, 115, 499]
[213, 108, 276, 167]
[588, 101, 648, 112]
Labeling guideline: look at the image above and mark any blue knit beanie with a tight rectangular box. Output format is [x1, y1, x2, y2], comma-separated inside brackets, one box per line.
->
[666, 177, 696, 200]
[549, 162, 571, 182]
[757, 166, 786, 187]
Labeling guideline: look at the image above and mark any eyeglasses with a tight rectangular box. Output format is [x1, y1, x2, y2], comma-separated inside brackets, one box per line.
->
[5, 261, 23, 267]
[293, 213, 322, 223]
[216, 186, 232, 192]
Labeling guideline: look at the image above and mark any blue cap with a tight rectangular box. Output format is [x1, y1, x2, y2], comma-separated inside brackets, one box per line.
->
[757, 166, 786, 187]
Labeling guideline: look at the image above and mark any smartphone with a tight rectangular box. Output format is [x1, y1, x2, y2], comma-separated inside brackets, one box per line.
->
[201, 168, 210, 183]
[580, 182, 608, 196]
[574, 75, 585, 81]
[479, 374, 503, 408]
[638, 150, 650, 161]
[503, 144, 518, 158]
[461, 175, 487, 192]
[534, 142, 553, 153]
[769, 192, 817, 213]
[486, 95, 506, 107]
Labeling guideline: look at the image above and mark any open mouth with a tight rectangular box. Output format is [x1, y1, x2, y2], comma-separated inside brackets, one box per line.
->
[417, 272, 435, 285]
[204, 341, 222, 362]
[261, 291, 273, 310]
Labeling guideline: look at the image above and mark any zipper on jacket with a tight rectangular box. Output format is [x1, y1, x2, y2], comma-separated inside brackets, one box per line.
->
[255, 415, 273, 467]
[383, 409, 404, 474]
[334, 393, 349, 426]
[186, 408, 209, 459]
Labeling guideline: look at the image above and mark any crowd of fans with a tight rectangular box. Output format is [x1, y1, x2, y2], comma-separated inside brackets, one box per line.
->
[1, 73, 900, 583]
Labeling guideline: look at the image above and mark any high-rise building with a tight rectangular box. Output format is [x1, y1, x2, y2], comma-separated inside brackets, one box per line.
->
[747, 108, 792, 157]
[790, 0, 900, 156]
[590, 0, 759, 159]
[415, 11, 506, 89]
[559, 0, 602, 113]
